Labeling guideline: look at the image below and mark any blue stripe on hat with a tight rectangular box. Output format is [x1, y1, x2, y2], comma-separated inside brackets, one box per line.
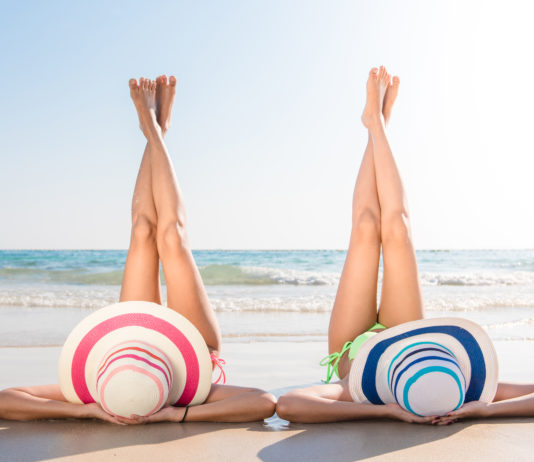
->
[402, 366, 464, 416]
[389, 346, 455, 387]
[360, 325, 486, 405]
[387, 341, 456, 385]
[392, 355, 462, 399]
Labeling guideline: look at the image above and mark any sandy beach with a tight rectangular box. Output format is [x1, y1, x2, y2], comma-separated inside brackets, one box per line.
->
[2, 340, 534, 461]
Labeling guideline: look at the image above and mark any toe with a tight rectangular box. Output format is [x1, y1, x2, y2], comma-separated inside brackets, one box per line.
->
[369, 67, 378, 75]
[161, 75, 168, 85]
[129, 78, 138, 89]
[169, 75, 177, 86]
[393, 76, 400, 87]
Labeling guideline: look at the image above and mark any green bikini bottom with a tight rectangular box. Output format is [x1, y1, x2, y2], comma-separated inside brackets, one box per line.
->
[320, 322, 386, 384]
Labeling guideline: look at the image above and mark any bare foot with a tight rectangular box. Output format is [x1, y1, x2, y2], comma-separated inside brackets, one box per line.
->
[382, 76, 400, 125]
[129, 77, 160, 139]
[361, 66, 391, 130]
[155, 75, 177, 134]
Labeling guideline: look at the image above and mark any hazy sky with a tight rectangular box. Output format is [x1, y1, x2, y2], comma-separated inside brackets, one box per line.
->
[1, 0, 533, 250]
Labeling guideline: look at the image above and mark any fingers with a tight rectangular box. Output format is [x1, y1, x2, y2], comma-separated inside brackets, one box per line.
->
[432, 415, 460, 425]
[415, 415, 436, 424]
[130, 414, 149, 424]
[113, 415, 141, 425]
[403, 414, 434, 424]
[436, 418, 459, 426]
[104, 414, 128, 425]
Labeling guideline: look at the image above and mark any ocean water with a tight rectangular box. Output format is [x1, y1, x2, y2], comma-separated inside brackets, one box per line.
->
[1, 249, 534, 347]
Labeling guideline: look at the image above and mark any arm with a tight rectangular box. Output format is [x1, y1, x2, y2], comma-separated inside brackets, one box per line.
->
[0, 384, 127, 424]
[142, 385, 276, 423]
[276, 380, 433, 424]
[436, 382, 534, 424]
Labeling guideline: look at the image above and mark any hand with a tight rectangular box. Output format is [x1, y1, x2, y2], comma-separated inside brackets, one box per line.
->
[385, 403, 435, 424]
[433, 401, 490, 425]
[127, 405, 186, 424]
[82, 403, 140, 425]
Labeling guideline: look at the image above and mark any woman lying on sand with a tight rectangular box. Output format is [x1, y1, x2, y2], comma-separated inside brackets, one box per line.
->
[0, 76, 276, 424]
[276, 66, 534, 425]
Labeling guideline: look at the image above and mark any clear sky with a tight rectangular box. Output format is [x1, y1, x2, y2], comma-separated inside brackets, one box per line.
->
[1, 0, 533, 250]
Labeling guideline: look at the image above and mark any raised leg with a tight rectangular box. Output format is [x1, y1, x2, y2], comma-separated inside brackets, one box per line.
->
[119, 142, 161, 304]
[328, 133, 382, 359]
[362, 67, 423, 327]
[328, 68, 406, 379]
[129, 76, 222, 355]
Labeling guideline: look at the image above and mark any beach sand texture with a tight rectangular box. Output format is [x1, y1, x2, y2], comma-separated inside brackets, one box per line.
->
[1, 341, 534, 462]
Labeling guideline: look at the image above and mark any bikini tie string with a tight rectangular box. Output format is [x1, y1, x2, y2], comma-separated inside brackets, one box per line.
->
[319, 341, 353, 384]
[210, 352, 227, 384]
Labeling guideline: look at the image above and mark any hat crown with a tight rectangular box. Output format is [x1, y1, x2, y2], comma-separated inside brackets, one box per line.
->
[95, 340, 173, 417]
[388, 342, 466, 417]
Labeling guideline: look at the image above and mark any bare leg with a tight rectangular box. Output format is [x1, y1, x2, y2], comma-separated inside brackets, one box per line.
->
[362, 66, 423, 327]
[328, 69, 385, 378]
[129, 76, 221, 355]
[120, 75, 179, 303]
[119, 145, 161, 303]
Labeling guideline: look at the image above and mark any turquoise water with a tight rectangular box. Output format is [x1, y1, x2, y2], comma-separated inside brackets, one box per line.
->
[1, 249, 534, 346]
[2, 249, 534, 286]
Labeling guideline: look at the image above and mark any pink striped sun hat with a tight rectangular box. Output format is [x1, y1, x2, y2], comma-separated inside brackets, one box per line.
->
[58, 301, 212, 418]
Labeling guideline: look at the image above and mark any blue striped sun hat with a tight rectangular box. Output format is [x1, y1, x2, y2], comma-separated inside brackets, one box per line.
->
[348, 318, 498, 417]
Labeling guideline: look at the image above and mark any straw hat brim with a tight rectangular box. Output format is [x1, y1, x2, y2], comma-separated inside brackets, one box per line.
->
[58, 301, 212, 408]
[348, 317, 498, 406]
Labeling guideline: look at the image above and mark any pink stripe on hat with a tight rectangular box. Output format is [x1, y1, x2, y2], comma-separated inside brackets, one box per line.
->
[97, 353, 171, 389]
[70, 313, 199, 406]
[98, 345, 173, 381]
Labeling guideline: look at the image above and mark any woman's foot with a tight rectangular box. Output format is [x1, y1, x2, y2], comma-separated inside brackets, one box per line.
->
[361, 66, 391, 130]
[156, 75, 177, 135]
[129, 77, 160, 139]
[382, 76, 400, 125]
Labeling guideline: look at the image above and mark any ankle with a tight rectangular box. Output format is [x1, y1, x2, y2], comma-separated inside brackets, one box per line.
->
[367, 114, 385, 133]
[144, 120, 163, 142]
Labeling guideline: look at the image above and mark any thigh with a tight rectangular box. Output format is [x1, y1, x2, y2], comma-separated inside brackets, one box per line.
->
[159, 238, 220, 352]
[378, 238, 423, 327]
[328, 222, 381, 355]
[119, 225, 162, 304]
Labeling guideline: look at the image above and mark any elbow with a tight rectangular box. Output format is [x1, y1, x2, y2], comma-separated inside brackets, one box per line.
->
[0, 388, 28, 421]
[255, 390, 277, 420]
[276, 393, 300, 422]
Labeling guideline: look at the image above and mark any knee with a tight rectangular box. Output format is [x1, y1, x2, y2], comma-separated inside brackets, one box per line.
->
[352, 208, 381, 243]
[156, 222, 189, 255]
[381, 212, 411, 245]
[131, 215, 157, 246]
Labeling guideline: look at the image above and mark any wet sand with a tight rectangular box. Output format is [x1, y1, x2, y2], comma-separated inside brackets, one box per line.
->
[1, 341, 534, 461]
